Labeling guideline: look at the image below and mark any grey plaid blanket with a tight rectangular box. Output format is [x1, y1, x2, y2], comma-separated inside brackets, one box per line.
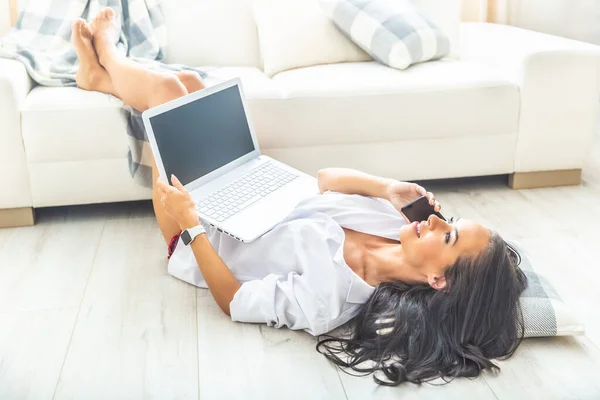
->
[0, 0, 211, 187]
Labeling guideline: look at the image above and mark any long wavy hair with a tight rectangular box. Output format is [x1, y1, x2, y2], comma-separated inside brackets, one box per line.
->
[317, 232, 528, 386]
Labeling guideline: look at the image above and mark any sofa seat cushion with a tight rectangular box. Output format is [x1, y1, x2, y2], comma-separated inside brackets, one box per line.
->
[256, 60, 519, 149]
[19, 62, 519, 162]
[19, 67, 280, 164]
[21, 87, 128, 163]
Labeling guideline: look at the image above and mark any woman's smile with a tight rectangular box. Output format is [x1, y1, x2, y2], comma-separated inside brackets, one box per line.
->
[409, 221, 425, 238]
[413, 221, 421, 238]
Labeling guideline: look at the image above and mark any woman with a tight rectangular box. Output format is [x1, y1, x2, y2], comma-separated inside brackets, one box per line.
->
[74, 8, 528, 386]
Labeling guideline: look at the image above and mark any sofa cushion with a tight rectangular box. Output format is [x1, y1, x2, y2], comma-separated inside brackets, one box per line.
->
[21, 87, 128, 163]
[255, 60, 519, 149]
[19, 67, 280, 163]
[161, 0, 261, 67]
[20, 62, 518, 164]
[321, 0, 450, 70]
[253, 0, 371, 77]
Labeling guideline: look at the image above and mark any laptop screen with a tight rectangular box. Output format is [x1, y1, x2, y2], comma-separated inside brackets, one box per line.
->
[149, 85, 256, 186]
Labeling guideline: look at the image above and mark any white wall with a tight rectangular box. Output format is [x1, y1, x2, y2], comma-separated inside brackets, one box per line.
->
[508, 0, 600, 45]
[0, 0, 11, 36]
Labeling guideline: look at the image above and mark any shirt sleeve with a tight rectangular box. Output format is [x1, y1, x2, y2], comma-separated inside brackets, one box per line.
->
[229, 272, 330, 336]
[304, 191, 406, 240]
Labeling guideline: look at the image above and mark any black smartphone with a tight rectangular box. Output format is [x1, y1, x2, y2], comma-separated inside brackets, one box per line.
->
[400, 196, 445, 222]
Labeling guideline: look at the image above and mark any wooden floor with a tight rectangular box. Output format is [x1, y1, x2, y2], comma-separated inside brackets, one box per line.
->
[2, 132, 600, 399]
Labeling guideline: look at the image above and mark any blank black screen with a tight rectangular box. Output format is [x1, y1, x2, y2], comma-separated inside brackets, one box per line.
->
[150, 86, 256, 185]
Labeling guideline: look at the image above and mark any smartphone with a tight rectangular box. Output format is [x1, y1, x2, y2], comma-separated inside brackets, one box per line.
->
[400, 196, 445, 222]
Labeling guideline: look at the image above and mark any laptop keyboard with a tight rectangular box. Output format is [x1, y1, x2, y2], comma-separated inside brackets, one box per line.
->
[196, 162, 298, 222]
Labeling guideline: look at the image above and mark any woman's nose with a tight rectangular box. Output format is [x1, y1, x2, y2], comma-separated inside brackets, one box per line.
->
[427, 214, 437, 228]
[427, 215, 446, 230]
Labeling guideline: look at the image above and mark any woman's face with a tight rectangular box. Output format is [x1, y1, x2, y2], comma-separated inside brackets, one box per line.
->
[399, 215, 490, 289]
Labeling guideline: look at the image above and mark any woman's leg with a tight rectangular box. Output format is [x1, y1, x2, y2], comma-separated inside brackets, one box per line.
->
[72, 17, 206, 101]
[174, 70, 206, 94]
[89, 8, 199, 112]
[90, 8, 188, 241]
[72, 18, 117, 96]
[71, 13, 202, 245]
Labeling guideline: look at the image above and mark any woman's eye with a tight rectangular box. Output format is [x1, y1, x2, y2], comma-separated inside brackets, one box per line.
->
[449, 217, 455, 223]
[445, 232, 451, 244]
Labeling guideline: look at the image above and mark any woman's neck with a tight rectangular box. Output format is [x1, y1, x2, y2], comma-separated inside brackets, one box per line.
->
[362, 239, 426, 287]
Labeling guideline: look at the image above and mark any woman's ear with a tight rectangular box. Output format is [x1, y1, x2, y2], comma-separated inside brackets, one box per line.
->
[428, 275, 447, 290]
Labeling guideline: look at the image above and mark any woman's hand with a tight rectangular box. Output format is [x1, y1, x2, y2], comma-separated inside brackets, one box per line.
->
[156, 175, 200, 230]
[385, 181, 441, 214]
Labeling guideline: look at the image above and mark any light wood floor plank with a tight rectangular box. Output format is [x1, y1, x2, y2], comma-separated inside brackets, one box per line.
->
[52, 211, 199, 400]
[196, 292, 347, 400]
[0, 207, 106, 313]
[337, 368, 498, 400]
[482, 336, 600, 400]
[0, 206, 107, 399]
[0, 309, 79, 400]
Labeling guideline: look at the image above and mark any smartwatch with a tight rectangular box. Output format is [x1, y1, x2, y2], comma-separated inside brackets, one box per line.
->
[181, 225, 206, 246]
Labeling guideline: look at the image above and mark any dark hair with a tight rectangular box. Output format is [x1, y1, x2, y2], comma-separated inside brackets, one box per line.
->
[316, 231, 528, 386]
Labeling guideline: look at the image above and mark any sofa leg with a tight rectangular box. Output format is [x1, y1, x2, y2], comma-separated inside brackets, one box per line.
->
[0, 207, 36, 228]
[508, 169, 582, 189]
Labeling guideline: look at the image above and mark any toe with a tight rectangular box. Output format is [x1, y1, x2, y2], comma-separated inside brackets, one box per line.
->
[72, 18, 83, 33]
[80, 22, 93, 39]
[71, 19, 84, 42]
[103, 7, 115, 19]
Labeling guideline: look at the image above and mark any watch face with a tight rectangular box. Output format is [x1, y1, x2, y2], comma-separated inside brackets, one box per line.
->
[181, 230, 192, 246]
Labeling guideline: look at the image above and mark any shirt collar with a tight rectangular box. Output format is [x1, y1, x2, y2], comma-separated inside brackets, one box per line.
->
[346, 272, 376, 304]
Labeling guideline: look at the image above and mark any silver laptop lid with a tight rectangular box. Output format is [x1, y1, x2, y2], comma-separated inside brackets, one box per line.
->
[141, 78, 261, 191]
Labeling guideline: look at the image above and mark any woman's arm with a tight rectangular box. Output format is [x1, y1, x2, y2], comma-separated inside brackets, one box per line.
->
[317, 168, 396, 199]
[317, 168, 442, 215]
[157, 175, 240, 315]
[186, 231, 240, 315]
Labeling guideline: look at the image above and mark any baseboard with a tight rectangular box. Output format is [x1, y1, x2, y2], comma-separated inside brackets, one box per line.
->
[0, 207, 35, 228]
[508, 169, 582, 189]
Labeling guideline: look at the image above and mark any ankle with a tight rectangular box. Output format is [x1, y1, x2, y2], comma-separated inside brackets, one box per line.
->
[96, 45, 113, 69]
[76, 65, 105, 91]
[94, 36, 114, 64]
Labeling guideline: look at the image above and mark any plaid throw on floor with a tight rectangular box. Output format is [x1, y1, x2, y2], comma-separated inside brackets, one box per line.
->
[0, 0, 212, 187]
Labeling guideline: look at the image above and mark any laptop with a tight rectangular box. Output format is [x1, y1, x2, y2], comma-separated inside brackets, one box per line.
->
[142, 78, 318, 242]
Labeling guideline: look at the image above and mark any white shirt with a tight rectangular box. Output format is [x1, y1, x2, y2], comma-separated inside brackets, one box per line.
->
[168, 188, 407, 336]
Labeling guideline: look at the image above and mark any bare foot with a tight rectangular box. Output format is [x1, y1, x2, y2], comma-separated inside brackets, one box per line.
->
[90, 7, 121, 67]
[71, 18, 111, 91]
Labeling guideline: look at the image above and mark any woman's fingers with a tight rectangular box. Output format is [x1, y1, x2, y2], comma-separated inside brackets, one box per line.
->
[156, 179, 169, 194]
[414, 185, 441, 211]
[415, 184, 434, 202]
[413, 184, 440, 210]
[156, 179, 181, 212]
[426, 191, 435, 205]
[171, 175, 186, 192]
[414, 184, 427, 196]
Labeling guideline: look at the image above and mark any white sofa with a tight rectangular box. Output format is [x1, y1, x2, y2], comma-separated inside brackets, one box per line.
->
[1, 0, 600, 227]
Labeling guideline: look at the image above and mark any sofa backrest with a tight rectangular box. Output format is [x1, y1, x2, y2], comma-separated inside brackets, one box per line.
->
[411, 0, 462, 53]
[161, 0, 261, 67]
[160, 0, 462, 68]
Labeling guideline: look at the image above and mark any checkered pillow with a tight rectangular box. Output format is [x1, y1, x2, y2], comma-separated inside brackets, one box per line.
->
[320, 0, 450, 70]
[510, 241, 584, 337]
